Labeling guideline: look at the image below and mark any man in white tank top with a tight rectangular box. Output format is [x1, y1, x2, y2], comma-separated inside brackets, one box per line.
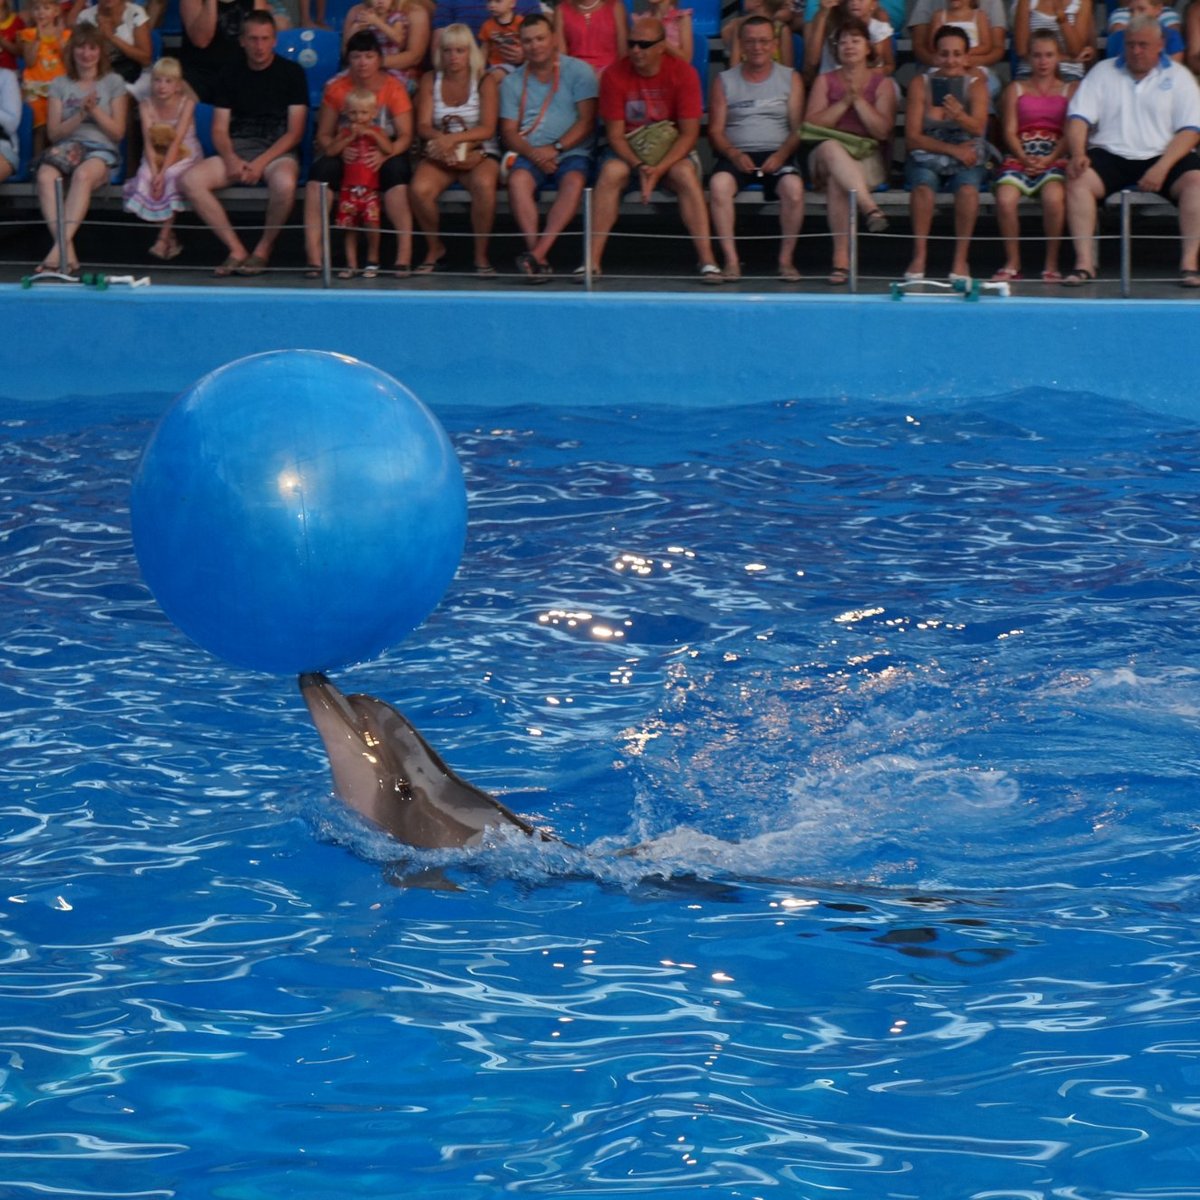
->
[707, 15, 807, 280]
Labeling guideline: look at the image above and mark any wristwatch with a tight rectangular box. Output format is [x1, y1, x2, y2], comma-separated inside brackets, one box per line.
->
[553, 139, 565, 152]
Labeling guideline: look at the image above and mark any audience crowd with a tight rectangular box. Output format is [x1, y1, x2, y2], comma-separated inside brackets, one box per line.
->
[11, 0, 1200, 284]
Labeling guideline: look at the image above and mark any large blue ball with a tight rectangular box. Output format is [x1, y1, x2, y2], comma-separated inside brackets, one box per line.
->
[131, 350, 467, 674]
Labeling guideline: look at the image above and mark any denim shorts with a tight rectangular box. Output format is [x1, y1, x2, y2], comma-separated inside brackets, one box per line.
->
[508, 152, 591, 189]
[905, 156, 987, 195]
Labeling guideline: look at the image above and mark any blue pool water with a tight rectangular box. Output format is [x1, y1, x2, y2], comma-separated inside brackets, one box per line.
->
[5, 385, 1200, 1198]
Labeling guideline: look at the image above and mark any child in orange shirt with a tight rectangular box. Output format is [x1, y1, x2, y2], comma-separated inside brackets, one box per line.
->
[20, 0, 70, 149]
[479, 0, 524, 73]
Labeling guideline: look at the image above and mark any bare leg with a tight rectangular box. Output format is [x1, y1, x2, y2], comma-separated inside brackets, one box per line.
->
[587, 157, 631, 272]
[508, 168, 541, 254]
[950, 184, 978, 278]
[365, 222, 381, 265]
[181, 155, 247, 260]
[813, 140, 874, 271]
[249, 155, 299, 263]
[384, 182, 413, 269]
[776, 173, 804, 273]
[709, 169, 739, 272]
[1171, 170, 1200, 274]
[993, 181, 1021, 274]
[1040, 179, 1065, 275]
[668, 159, 717, 269]
[1066, 168, 1105, 276]
[54, 158, 110, 268]
[36, 163, 68, 269]
[531, 170, 584, 263]
[411, 161, 452, 266]
[906, 183, 934, 277]
[825, 182, 850, 271]
[464, 158, 499, 268]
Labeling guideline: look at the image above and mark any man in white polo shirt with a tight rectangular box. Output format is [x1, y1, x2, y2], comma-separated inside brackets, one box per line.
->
[1063, 14, 1200, 287]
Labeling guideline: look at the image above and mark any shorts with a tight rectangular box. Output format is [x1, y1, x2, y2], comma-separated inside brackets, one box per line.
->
[335, 185, 381, 228]
[232, 134, 300, 166]
[710, 148, 803, 199]
[599, 146, 703, 189]
[309, 153, 412, 190]
[1087, 145, 1200, 202]
[39, 138, 119, 177]
[905, 155, 987, 194]
[508, 151, 592, 189]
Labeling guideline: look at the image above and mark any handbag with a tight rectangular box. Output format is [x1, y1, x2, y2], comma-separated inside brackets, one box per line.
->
[427, 114, 485, 172]
[799, 122, 877, 162]
[626, 120, 679, 167]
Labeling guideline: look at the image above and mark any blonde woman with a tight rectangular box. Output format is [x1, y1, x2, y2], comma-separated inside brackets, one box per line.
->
[410, 23, 500, 274]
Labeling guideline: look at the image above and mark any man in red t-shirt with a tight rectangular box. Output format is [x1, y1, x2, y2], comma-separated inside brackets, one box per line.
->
[585, 15, 721, 282]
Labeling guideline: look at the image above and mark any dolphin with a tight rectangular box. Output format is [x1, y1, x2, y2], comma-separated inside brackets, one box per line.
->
[299, 672, 552, 850]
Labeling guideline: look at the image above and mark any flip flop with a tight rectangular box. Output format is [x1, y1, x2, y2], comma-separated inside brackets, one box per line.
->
[394, 263, 411, 278]
[1040, 269, 1063, 283]
[777, 264, 801, 282]
[303, 265, 322, 279]
[827, 266, 849, 286]
[698, 263, 723, 285]
[415, 257, 445, 275]
[236, 254, 268, 276]
[361, 264, 379, 279]
[213, 254, 246, 277]
[864, 210, 889, 234]
[336, 267, 355, 279]
[990, 267, 1022, 282]
[475, 263, 496, 277]
[1062, 268, 1097, 287]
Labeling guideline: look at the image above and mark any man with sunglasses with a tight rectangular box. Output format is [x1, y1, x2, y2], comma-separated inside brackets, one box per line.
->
[585, 15, 722, 282]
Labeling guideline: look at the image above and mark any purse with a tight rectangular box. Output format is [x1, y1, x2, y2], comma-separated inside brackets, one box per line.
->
[626, 120, 679, 167]
[428, 114, 485, 172]
[799, 122, 877, 162]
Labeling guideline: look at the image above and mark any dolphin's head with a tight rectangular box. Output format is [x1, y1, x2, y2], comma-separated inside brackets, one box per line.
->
[299, 673, 537, 849]
[299, 672, 402, 831]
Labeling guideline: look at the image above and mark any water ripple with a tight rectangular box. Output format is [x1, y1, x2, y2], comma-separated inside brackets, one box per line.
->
[5, 392, 1200, 1196]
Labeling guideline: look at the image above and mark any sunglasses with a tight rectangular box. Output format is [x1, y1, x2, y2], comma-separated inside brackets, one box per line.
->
[628, 36, 664, 48]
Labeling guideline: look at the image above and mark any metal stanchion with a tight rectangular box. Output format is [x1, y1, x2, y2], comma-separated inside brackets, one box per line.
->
[1120, 189, 1132, 299]
[583, 186, 593, 292]
[55, 176, 70, 275]
[319, 180, 332, 288]
[848, 187, 858, 294]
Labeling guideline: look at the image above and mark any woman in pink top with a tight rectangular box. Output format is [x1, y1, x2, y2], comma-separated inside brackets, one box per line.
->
[554, 0, 627, 74]
[804, 17, 894, 284]
[992, 28, 1076, 281]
